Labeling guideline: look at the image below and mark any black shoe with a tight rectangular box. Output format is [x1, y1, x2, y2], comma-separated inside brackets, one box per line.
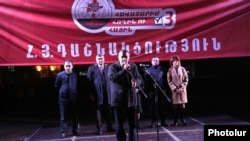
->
[182, 122, 187, 126]
[72, 131, 81, 136]
[161, 123, 169, 127]
[181, 119, 187, 126]
[61, 133, 66, 138]
[97, 128, 103, 135]
[107, 127, 115, 132]
[150, 123, 156, 128]
[137, 124, 143, 129]
[171, 123, 178, 126]
[151, 121, 160, 127]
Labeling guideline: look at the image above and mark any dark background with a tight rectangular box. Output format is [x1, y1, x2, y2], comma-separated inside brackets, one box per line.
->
[0, 57, 249, 123]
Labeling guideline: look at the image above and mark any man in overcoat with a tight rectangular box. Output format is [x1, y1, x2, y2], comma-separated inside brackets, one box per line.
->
[108, 50, 143, 141]
[87, 54, 114, 135]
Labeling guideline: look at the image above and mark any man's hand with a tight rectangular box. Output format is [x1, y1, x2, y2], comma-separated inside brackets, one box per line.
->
[131, 79, 137, 88]
[123, 63, 130, 71]
[90, 96, 95, 101]
[135, 88, 139, 94]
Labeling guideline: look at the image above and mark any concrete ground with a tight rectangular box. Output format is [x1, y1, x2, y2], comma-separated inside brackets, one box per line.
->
[1, 113, 249, 141]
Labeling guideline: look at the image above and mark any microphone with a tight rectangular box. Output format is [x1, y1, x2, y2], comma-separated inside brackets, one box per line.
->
[122, 61, 130, 70]
[121, 61, 127, 68]
[139, 63, 150, 67]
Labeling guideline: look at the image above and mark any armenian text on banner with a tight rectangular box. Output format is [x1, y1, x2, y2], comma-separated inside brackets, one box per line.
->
[0, 0, 249, 66]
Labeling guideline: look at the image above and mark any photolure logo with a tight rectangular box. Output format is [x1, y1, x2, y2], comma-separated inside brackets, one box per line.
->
[72, 0, 176, 36]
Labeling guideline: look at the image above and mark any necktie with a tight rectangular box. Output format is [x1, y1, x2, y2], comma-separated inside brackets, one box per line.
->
[100, 66, 104, 73]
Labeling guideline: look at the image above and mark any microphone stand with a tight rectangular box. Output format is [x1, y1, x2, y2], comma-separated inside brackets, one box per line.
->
[144, 69, 171, 141]
[127, 71, 147, 99]
[131, 86, 139, 141]
[145, 70, 171, 103]
[154, 83, 160, 141]
[127, 69, 147, 141]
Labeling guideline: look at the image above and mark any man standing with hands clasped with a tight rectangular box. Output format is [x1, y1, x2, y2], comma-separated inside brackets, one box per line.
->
[144, 56, 169, 128]
[87, 54, 115, 135]
[55, 59, 80, 138]
[108, 50, 144, 141]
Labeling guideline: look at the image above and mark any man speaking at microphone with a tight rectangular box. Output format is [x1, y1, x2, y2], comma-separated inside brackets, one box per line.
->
[108, 49, 144, 141]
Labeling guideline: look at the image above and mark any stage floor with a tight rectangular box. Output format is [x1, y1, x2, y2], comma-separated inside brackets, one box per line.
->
[1, 114, 249, 141]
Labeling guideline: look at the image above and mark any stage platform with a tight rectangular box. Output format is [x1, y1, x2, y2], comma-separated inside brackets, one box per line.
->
[1, 114, 249, 141]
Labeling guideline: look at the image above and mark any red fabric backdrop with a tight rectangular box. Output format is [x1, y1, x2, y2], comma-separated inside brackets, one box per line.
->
[1, 0, 249, 66]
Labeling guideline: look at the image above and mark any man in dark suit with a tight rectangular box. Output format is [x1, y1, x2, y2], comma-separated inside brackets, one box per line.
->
[87, 54, 114, 135]
[144, 56, 169, 128]
[55, 59, 80, 138]
[108, 50, 144, 141]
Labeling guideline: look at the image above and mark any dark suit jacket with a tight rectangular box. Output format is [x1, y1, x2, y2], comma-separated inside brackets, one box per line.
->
[108, 62, 143, 107]
[87, 64, 111, 105]
[55, 71, 78, 105]
[144, 65, 168, 94]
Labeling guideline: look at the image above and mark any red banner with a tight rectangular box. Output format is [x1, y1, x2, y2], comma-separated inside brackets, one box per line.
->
[1, 0, 249, 66]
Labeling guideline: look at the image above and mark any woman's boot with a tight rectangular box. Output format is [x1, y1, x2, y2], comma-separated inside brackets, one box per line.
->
[181, 107, 187, 126]
[172, 117, 178, 126]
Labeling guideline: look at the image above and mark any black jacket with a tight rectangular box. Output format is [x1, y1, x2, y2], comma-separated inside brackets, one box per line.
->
[108, 62, 143, 107]
[55, 71, 78, 105]
[87, 64, 111, 105]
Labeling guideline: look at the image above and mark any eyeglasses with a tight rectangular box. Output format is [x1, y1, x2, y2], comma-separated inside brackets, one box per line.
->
[121, 55, 128, 58]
